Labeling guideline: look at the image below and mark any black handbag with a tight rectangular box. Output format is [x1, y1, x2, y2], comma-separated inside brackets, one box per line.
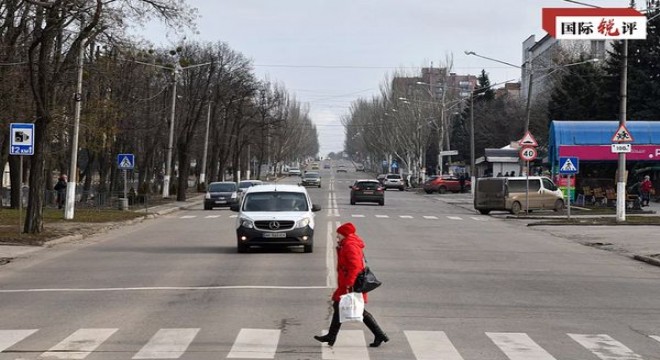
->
[353, 257, 381, 293]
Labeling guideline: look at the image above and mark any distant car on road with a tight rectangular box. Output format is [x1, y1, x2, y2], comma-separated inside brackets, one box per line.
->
[237, 180, 263, 201]
[383, 174, 405, 191]
[376, 174, 387, 185]
[204, 181, 238, 210]
[355, 164, 365, 172]
[323, 163, 331, 169]
[423, 175, 471, 194]
[288, 167, 301, 176]
[300, 172, 322, 188]
[350, 180, 384, 206]
[336, 165, 348, 173]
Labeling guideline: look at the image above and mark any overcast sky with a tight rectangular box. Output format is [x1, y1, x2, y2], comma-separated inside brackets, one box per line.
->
[136, 0, 627, 156]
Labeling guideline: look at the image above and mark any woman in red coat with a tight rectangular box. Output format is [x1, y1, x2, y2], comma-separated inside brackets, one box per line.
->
[641, 175, 653, 206]
[314, 222, 389, 347]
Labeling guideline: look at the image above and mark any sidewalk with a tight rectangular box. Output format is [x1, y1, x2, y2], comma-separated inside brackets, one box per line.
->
[0, 194, 205, 263]
[434, 192, 660, 267]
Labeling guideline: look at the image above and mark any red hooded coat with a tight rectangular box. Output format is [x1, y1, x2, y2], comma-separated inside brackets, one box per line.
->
[332, 222, 368, 303]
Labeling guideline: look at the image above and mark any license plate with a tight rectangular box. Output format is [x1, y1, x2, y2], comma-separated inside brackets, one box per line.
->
[363, 191, 373, 194]
[216, 200, 226, 204]
[263, 232, 286, 238]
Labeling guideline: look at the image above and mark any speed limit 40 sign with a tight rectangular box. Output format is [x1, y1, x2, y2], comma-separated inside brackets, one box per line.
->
[519, 146, 537, 161]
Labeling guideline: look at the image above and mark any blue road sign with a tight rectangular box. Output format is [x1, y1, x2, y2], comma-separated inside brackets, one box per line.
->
[9, 123, 34, 155]
[559, 157, 579, 175]
[117, 154, 135, 170]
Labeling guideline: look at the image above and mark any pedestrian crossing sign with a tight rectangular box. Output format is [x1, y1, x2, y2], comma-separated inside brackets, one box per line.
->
[559, 157, 579, 174]
[117, 154, 135, 170]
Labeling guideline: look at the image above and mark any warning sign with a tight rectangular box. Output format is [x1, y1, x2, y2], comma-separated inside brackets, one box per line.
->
[611, 124, 634, 142]
[518, 131, 538, 147]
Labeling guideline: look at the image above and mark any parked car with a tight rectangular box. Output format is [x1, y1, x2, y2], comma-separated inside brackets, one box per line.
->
[230, 184, 321, 253]
[204, 181, 238, 210]
[383, 174, 405, 191]
[300, 171, 322, 187]
[423, 175, 471, 194]
[350, 180, 384, 206]
[474, 176, 564, 215]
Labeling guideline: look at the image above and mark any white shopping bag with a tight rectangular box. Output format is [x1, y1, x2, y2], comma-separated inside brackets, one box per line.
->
[339, 292, 364, 323]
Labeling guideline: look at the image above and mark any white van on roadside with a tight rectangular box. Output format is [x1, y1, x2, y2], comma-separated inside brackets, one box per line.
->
[474, 176, 564, 215]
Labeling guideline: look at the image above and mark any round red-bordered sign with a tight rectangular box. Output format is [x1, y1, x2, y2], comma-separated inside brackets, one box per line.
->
[520, 146, 537, 161]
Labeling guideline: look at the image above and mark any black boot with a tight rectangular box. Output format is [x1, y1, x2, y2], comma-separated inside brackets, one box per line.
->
[363, 310, 389, 347]
[314, 302, 341, 346]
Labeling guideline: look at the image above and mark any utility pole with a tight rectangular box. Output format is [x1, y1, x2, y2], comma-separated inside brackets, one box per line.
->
[64, 33, 85, 220]
[470, 87, 476, 196]
[200, 100, 211, 186]
[163, 65, 179, 198]
[617, 1, 634, 222]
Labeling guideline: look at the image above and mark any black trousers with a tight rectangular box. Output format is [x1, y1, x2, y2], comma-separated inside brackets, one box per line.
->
[327, 300, 386, 338]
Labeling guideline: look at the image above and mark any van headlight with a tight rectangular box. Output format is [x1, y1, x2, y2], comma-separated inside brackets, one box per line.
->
[296, 217, 311, 228]
[205, 192, 211, 199]
[231, 192, 237, 199]
[239, 217, 254, 229]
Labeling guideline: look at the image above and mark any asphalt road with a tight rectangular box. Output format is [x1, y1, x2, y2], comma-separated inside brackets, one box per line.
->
[1, 164, 660, 359]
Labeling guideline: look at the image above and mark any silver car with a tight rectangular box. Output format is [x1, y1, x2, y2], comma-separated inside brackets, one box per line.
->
[383, 174, 405, 191]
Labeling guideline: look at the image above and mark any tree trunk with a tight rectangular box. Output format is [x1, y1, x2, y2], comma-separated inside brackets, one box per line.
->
[24, 115, 48, 233]
[8, 155, 21, 209]
[176, 143, 189, 201]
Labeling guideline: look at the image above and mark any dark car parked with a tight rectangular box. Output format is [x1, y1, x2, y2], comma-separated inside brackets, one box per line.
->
[204, 181, 238, 209]
[350, 180, 385, 206]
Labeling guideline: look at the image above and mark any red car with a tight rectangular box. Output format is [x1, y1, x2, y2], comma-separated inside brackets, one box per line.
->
[423, 175, 471, 194]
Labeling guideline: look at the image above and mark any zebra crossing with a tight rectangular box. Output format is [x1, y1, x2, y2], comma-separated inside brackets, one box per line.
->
[0, 328, 657, 359]
[174, 214, 487, 221]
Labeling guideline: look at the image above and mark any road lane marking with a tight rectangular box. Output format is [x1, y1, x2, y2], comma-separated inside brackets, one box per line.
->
[204, 215, 221, 218]
[229, 215, 237, 218]
[423, 216, 438, 219]
[568, 333, 643, 360]
[351, 214, 365, 218]
[227, 328, 280, 359]
[651, 335, 660, 343]
[487, 332, 557, 360]
[322, 330, 368, 360]
[0, 329, 37, 353]
[471, 217, 488, 221]
[405, 330, 464, 360]
[447, 216, 463, 220]
[180, 215, 196, 219]
[400, 215, 413, 218]
[0, 285, 329, 293]
[326, 221, 339, 289]
[41, 328, 118, 359]
[132, 328, 199, 359]
[375, 215, 389, 218]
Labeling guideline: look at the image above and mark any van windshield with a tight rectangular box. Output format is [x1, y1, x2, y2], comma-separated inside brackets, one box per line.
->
[243, 192, 308, 212]
[208, 183, 236, 192]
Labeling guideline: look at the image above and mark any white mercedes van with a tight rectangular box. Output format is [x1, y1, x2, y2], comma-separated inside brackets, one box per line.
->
[230, 184, 321, 253]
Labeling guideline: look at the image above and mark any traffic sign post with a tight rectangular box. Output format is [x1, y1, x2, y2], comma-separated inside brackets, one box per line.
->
[611, 124, 633, 222]
[117, 154, 135, 210]
[559, 157, 579, 219]
[519, 146, 538, 215]
[9, 123, 35, 234]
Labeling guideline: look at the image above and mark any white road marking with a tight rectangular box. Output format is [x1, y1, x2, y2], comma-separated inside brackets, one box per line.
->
[351, 214, 365, 218]
[180, 215, 196, 219]
[41, 328, 118, 359]
[0, 329, 37, 352]
[227, 328, 280, 359]
[204, 215, 221, 218]
[229, 215, 237, 218]
[326, 221, 339, 288]
[487, 332, 557, 360]
[568, 333, 644, 360]
[375, 215, 389, 218]
[471, 217, 488, 221]
[447, 216, 463, 220]
[0, 285, 329, 293]
[405, 330, 464, 360]
[133, 328, 199, 359]
[322, 330, 369, 360]
[400, 215, 413, 219]
[423, 216, 438, 220]
[650, 335, 660, 343]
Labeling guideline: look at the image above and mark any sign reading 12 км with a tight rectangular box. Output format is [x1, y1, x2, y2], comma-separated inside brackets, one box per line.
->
[9, 123, 35, 155]
[542, 8, 647, 40]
